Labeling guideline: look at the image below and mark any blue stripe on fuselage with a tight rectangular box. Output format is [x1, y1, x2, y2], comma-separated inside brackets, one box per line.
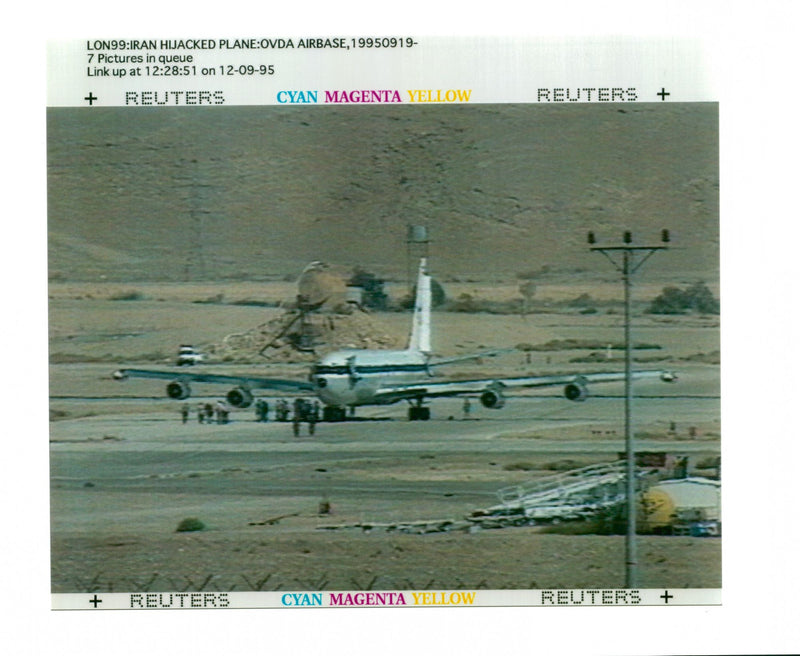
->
[313, 364, 429, 375]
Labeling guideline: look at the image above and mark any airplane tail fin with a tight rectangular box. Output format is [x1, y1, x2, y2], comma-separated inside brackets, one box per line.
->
[407, 258, 432, 354]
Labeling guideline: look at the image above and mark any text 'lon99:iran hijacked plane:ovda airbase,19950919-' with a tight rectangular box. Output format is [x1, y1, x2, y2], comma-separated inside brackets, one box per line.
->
[113, 259, 676, 422]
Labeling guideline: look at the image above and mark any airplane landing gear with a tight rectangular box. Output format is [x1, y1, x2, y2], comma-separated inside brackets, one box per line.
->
[408, 403, 430, 421]
[322, 406, 347, 422]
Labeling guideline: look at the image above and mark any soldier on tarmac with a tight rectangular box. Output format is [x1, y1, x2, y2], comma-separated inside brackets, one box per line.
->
[292, 398, 318, 437]
[215, 400, 229, 425]
[292, 398, 306, 437]
[255, 399, 270, 422]
[276, 399, 289, 422]
[308, 401, 319, 436]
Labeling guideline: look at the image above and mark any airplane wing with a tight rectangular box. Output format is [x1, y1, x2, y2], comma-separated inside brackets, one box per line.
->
[371, 370, 676, 406]
[427, 347, 517, 367]
[114, 368, 314, 392]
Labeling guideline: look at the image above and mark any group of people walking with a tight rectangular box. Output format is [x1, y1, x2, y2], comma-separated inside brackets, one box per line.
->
[181, 401, 230, 424]
[180, 398, 320, 436]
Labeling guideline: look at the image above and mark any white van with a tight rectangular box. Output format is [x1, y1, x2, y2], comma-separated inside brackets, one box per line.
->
[176, 345, 205, 366]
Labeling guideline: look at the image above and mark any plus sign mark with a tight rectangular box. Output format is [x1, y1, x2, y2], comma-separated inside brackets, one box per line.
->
[84, 92, 97, 106]
[657, 88, 670, 101]
[660, 590, 674, 604]
[89, 594, 103, 608]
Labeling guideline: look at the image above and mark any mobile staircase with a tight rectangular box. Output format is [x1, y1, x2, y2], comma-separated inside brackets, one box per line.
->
[470, 461, 653, 527]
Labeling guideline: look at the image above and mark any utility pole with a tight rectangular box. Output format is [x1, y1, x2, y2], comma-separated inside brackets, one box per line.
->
[588, 228, 670, 588]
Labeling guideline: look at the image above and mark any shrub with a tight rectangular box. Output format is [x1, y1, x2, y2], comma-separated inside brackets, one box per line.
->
[444, 295, 522, 314]
[398, 278, 447, 309]
[176, 517, 205, 532]
[568, 293, 593, 307]
[109, 290, 144, 301]
[448, 293, 478, 313]
[647, 281, 719, 315]
[502, 462, 537, 471]
[193, 293, 225, 304]
[348, 267, 388, 310]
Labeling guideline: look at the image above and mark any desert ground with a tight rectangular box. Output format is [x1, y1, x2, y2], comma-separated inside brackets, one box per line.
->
[50, 282, 720, 593]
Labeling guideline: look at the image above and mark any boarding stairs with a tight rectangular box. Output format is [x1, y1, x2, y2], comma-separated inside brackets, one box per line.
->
[479, 462, 648, 524]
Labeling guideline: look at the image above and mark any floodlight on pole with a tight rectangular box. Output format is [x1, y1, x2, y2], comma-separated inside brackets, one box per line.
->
[589, 229, 670, 588]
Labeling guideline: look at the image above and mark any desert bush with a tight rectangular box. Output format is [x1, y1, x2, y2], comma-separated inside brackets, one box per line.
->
[448, 293, 478, 313]
[647, 281, 719, 315]
[109, 290, 144, 301]
[230, 299, 278, 307]
[398, 278, 447, 309]
[193, 293, 225, 304]
[568, 293, 594, 307]
[348, 267, 388, 310]
[502, 462, 537, 471]
[176, 517, 205, 532]
[444, 295, 522, 314]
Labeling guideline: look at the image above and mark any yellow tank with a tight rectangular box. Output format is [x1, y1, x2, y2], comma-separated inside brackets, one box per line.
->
[640, 477, 720, 531]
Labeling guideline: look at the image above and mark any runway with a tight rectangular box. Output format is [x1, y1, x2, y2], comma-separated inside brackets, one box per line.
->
[51, 393, 719, 518]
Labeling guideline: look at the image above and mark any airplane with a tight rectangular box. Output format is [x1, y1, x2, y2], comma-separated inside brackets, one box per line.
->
[113, 259, 676, 421]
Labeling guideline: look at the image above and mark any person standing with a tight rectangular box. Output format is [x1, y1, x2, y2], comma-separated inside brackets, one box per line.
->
[215, 400, 226, 425]
[308, 402, 318, 436]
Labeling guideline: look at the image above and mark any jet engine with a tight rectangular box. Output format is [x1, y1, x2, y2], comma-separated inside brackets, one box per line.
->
[480, 387, 506, 409]
[564, 381, 589, 402]
[226, 387, 254, 408]
[166, 380, 191, 400]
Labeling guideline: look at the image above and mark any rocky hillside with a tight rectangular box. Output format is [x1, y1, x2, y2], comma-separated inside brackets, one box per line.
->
[47, 103, 718, 284]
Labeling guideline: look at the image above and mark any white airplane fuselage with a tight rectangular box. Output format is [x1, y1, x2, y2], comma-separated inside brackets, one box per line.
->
[311, 348, 430, 407]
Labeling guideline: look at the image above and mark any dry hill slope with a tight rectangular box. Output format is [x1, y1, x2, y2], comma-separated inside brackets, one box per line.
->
[47, 103, 718, 283]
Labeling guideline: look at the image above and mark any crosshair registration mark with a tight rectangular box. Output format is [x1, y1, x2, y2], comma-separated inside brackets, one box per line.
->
[89, 594, 103, 608]
[84, 92, 97, 105]
[657, 87, 670, 101]
[660, 590, 674, 604]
